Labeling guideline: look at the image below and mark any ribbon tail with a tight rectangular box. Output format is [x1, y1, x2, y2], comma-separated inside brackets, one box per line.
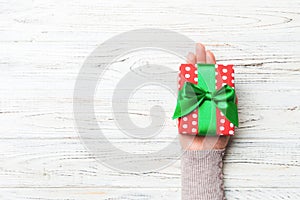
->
[217, 102, 239, 127]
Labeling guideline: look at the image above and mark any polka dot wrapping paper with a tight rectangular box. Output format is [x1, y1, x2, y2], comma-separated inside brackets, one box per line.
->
[176, 63, 237, 136]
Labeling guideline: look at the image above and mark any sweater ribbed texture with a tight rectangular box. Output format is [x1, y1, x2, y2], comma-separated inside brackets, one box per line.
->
[181, 149, 226, 200]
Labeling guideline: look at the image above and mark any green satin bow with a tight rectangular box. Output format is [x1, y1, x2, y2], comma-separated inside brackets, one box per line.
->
[172, 82, 239, 127]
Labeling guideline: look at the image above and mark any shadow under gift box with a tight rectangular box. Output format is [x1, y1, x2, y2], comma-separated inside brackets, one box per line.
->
[177, 63, 237, 136]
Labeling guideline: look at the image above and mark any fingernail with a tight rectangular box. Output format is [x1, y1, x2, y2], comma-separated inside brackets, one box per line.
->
[196, 43, 205, 51]
[187, 52, 194, 62]
[206, 51, 212, 63]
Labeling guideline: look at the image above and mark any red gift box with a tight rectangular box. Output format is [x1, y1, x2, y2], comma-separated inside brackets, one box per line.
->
[177, 63, 236, 136]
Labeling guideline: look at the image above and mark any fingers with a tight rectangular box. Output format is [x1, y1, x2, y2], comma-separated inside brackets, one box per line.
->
[186, 52, 196, 64]
[187, 43, 214, 64]
[206, 50, 216, 64]
[196, 43, 206, 64]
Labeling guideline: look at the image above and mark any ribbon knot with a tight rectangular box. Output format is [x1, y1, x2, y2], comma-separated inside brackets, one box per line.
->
[204, 91, 213, 100]
[172, 82, 239, 127]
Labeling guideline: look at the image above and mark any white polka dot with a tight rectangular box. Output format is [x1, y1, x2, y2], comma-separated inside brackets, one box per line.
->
[185, 66, 191, 71]
[231, 79, 234, 83]
[178, 84, 181, 89]
[222, 69, 228, 73]
[183, 117, 188, 121]
[182, 131, 187, 134]
[222, 83, 226, 86]
[230, 123, 234, 128]
[194, 70, 198, 74]
[194, 77, 198, 82]
[192, 113, 197, 118]
[219, 133, 224, 135]
[185, 74, 190, 78]
[215, 71, 218, 75]
[215, 64, 218, 68]
[193, 109, 197, 112]
[222, 76, 227, 80]
[220, 119, 225, 123]
[220, 126, 225, 131]
[220, 112, 224, 116]
[192, 128, 197, 132]
[183, 124, 188, 129]
[229, 130, 234, 135]
[192, 121, 197, 125]
[232, 73, 234, 77]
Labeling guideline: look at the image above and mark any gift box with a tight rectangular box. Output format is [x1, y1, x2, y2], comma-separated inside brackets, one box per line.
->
[172, 63, 238, 136]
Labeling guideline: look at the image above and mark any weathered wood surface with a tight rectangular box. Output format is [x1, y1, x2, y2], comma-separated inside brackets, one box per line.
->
[0, 0, 299, 199]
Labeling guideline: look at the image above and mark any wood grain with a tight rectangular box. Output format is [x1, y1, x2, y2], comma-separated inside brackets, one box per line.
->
[0, 0, 299, 199]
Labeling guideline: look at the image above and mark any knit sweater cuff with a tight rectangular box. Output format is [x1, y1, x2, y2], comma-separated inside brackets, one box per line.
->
[181, 149, 226, 200]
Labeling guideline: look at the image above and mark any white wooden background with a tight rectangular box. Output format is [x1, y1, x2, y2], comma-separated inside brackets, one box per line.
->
[1, 0, 300, 199]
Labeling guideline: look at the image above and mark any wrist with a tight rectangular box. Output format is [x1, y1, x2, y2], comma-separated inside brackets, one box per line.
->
[179, 134, 230, 150]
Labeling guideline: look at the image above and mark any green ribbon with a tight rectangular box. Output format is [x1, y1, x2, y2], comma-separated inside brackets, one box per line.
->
[172, 65, 239, 135]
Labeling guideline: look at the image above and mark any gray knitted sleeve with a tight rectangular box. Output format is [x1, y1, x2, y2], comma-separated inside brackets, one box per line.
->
[181, 149, 226, 200]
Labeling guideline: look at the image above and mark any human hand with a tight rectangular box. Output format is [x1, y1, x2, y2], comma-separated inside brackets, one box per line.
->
[179, 43, 230, 150]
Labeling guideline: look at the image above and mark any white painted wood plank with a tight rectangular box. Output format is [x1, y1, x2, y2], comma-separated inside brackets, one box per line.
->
[0, 188, 180, 200]
[0, 54, 299, 139]
[0, 138, 299, 188]
[0, 0, 300, 199]
[0, 188, 299, 200]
